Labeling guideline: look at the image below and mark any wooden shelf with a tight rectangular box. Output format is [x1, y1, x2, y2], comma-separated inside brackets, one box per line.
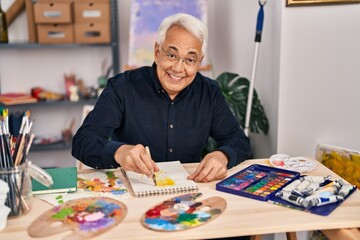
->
[0, 98, 97, 108]
[0, 42, 113, 49]
[30, 142, 72, 152]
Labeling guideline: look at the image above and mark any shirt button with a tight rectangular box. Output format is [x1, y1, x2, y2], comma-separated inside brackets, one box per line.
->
[161, 89, 164, 93]
[169, 124, 174, 128]
[169, 148, 173, 153]
[171, 102, 174, 105]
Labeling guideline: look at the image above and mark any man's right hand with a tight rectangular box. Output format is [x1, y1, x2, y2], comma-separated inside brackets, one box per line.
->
[114, 144, 159, 177]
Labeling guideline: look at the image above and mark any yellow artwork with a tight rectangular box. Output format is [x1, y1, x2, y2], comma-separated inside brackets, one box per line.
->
[152, 170, 175, 187]
[316, 144, 360, 189]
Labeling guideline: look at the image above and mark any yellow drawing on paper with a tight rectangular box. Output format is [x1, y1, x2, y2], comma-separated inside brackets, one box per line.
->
[153, 170, 175, 187]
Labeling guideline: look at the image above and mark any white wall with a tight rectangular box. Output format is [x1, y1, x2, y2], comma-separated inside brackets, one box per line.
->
[278, 1, 360, 156]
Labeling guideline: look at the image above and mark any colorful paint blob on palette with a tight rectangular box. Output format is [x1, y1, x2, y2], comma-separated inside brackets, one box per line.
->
[142, 193, 226, 231]
[51, 198, 124, 231]
[28, 197, 127, 239]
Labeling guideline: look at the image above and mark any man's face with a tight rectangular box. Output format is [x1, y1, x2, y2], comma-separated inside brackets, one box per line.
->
[154, 25, 203, 100]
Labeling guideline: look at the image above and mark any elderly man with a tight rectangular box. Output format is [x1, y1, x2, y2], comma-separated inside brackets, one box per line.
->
[72, 13, 251, 182]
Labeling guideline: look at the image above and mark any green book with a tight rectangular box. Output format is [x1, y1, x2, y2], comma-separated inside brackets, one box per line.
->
[32, 167, 77, 195]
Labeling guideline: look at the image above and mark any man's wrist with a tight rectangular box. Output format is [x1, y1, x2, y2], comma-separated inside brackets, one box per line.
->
[214, 150, 229, 166]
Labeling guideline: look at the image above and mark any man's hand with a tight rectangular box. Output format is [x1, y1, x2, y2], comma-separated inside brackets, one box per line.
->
[114, 144, 159, 177]
[187, 151, 228, 182]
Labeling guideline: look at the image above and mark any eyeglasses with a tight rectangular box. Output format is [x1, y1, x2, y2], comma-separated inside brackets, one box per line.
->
[160, 46, 201, 68]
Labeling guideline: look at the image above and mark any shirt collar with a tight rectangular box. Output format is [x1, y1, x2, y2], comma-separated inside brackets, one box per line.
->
[151, 62, 163, 92]
[151, 62, 198, 99]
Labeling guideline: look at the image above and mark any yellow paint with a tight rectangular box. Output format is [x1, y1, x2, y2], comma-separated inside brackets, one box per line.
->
[156, 177, 175, 186]
[152, 171, 175, 186]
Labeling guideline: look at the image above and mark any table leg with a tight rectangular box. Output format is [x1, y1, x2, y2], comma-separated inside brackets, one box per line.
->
[250, 235, 262, 240]
[286, 232, 297, 240]
[322, 228, 360, 240]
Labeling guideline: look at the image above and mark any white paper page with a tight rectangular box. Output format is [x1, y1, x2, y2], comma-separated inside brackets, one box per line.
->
[124, 161, 198, 197]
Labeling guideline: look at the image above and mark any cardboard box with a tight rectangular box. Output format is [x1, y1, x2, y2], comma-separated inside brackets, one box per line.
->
[74, 0, 109, 3]
[37, 24, 74, 44]
[25, 0, 37, 42]
[74, 22, 110, 43]
[34, 2, 73, 23]
[74, 1, 110, 23]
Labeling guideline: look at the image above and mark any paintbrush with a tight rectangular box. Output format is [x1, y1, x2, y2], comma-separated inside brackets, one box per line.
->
[145, 146, 157, 186]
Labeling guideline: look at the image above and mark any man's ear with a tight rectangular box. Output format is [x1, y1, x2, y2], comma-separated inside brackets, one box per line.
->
[154, 42, 160, 55]
[199, 55, 204, 63]
[154, 42, 160, 63]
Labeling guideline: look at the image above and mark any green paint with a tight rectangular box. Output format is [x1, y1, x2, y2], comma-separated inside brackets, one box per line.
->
[177, 213, 197, 222]
[55, 195, 64, 204]
[105, 170, 116, 179]
[51, 208, 75, 220]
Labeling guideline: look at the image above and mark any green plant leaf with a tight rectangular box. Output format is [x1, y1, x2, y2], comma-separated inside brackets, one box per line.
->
[202, 72, 269, 156]
[216, 72, 269, 135]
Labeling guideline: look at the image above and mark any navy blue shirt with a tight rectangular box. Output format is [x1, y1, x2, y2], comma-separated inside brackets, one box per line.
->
[72, 64, 251, 169]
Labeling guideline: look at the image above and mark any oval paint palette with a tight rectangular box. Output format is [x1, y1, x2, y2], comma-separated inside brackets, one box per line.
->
[269, 154, 316, 173]
[141, 193, 226, 231]
[28, 197, 127, 239]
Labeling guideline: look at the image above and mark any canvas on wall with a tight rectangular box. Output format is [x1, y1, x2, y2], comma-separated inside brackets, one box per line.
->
[127, 0, 208, 69]
[316, 144, 360, 189]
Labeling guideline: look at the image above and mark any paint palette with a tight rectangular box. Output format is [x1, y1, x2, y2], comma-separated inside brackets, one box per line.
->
[28, 197, 127, 239]
[269, 154, 317, 173]
[141, 193, 226, 231]
[216, 164, 300, 201]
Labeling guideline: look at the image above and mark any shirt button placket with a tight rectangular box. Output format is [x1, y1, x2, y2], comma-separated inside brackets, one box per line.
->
[169, 124, 174, 153]
[168, 101, 175, 158]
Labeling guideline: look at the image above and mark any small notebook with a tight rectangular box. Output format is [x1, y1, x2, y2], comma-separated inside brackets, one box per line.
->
[122, 161, 198, 197]
[32, 167, 77, 195]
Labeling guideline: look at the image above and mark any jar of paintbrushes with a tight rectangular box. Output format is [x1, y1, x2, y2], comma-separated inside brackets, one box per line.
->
[0, 109, 33, 218]
[0, 162, 32, 218]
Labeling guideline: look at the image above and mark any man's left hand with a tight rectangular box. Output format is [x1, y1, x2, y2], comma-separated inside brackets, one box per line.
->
[187, 151, 228, 182]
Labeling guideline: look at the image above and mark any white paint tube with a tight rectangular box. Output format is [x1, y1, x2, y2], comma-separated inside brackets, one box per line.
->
[309, 195, 343, 207]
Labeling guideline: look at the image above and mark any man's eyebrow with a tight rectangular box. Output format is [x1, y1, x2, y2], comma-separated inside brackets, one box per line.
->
[167, 46, 199, 56]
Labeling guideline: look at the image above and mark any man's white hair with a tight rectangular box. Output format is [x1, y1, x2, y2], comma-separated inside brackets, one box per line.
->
[157, 13, 208, 55]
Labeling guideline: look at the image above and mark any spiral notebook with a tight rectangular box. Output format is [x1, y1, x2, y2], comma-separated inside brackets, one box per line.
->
[122, 161, 199, 197]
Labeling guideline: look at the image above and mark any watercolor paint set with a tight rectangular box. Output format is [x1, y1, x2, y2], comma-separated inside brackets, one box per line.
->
[216, 164, 300, 201]
[216, 164, 357, 216]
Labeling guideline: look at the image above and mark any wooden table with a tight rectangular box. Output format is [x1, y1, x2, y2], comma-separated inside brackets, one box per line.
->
[1, 159, 359, 239]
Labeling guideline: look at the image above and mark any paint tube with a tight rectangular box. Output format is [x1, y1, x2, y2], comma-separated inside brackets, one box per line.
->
[293, 175, 331, 196]
[282, 176, 304, 192]
[338, 184, 356, 198]
[276, 191, 309, 208]
[301, 181, 321, 197]
[305, 175, 331, 184]
[311, 185, 339, 198]
[308, 195, 343, 207]
[293, 178, 311, 196]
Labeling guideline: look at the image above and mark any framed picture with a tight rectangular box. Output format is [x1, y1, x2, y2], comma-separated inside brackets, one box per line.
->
[126, 0, 210, 70]
[287, 0, 360, 6]
[316, 143, 360, 189]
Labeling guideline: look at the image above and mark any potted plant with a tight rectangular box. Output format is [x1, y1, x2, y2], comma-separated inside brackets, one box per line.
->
[203, 72, 269, 154]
